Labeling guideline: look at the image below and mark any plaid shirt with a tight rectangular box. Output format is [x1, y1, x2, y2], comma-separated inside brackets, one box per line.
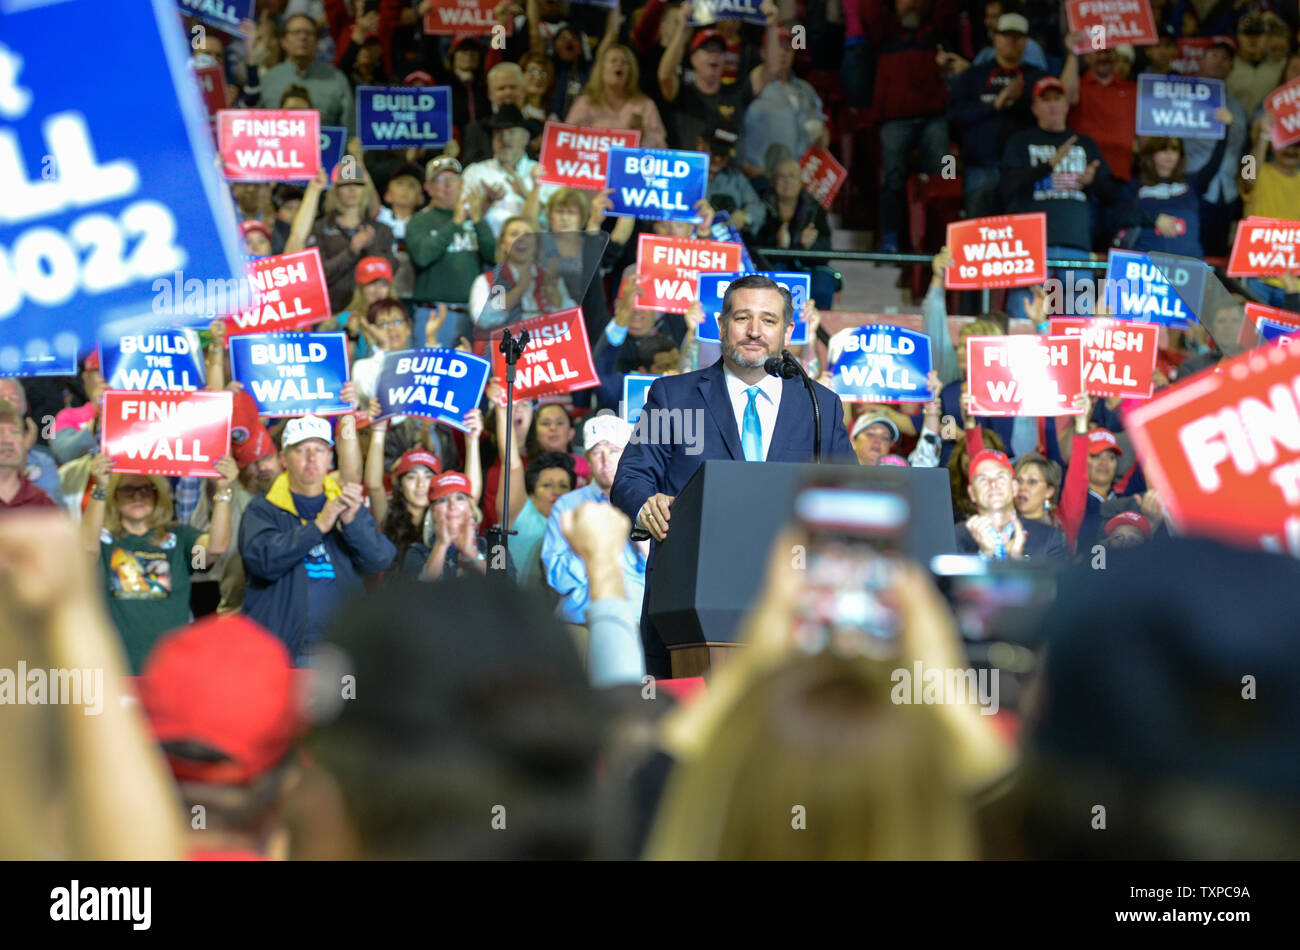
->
[173, 476, 204, 524]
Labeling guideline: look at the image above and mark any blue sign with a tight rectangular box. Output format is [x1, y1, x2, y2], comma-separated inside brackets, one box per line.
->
[707, 212, 756, 271]
[1258, 318, 1300, 344]
[229, 332, 352, 416]
[828, 325, 932, 403]
[695, 272, 811, 345]
[175, 0, 256, 33]
[375, 347, 491, 432]
[100, 327, 205, 390]
[0, 0, 245, 380]
[689, 0, 767, 25]
[622, 373, 657, 425]
[1136, 74, 1225, 140]
[605, 146, 709, 223]
[1105, 250, 1201, 327]
[357, 86, 452, 150]
[320, 126, 346, 177]
[0, 349, 77, 379]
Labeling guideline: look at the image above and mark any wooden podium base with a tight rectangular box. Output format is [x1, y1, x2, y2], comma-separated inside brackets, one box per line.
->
[669, 644, 742, 679]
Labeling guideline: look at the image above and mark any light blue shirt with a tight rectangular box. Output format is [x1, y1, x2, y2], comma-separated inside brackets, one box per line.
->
[512, 497, 549, 588]
[542, 482, 647, 625]
[973, 40, 1047, 71]
[1184, 90, 1247, 204]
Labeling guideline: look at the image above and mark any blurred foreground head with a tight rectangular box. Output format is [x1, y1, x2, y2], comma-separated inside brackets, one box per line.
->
[645, 652, 976, 860]
[1021, 538, 1300, 858]
[308, 575, 605, 859]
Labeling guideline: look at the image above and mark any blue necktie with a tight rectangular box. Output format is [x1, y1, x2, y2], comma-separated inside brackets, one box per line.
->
[741, 386, 763, 462]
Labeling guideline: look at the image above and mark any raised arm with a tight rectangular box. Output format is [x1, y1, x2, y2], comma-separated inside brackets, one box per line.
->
[284, 167, 328, 254]
[363, 404, 390, 526]
[658, 0, 691, 102]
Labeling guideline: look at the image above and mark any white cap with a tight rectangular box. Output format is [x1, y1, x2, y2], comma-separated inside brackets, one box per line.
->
[996, 13, 1029, 34]
[281, 414, 334, 448]
[583, 412, 632, 452]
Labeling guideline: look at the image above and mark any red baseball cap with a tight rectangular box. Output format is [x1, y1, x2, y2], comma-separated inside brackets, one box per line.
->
[1104, 510, 1152, 539]
[393, 447, 442, 480]
[230, 390, 277, 469]
[355, 256, 393, 286]
[1033, 76, 1067, 100]
[691, 28, 727, 53]
[240, 218, 272, 243]
[1087, 428, 1124, 456]
[969, 449, 1015, 482]
[139, 614, 304, 786]
[430, 471, 472, 502]
[83, 349, 100, 373]
[403, 70, 435, 86]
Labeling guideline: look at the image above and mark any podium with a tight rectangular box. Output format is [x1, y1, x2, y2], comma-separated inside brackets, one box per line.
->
[647, 461, 958, 675]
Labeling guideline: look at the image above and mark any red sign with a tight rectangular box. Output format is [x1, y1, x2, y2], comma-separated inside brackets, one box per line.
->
[1127, 341, 1300, 551]
[218, 109, 320, 182]
[489, 308, 598, 400]
[945, 213, 1047, 290]
[1049, 318, 1160, 399]
[1171, 37, 1211, 75]
[225, 248, 333, 334]
[1238, 302, 1300, 346]
[1227, 216, 1300, 277]
[101, 390, 232, 479]
[423, 0, 497, 34]
[194, 64, 228, 123]
[1064, 0, 1157, 54]
[537, 122, 641, 190]
[635, 234, 744, 313]
[967, 334, 1083, 416]
[799, 146, 848, 210]
[1265, 77, 1300, 150]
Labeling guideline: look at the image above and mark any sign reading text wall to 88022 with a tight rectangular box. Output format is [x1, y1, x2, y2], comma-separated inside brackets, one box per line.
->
[944, 214, 1047, 291]
[0, 0, 245, 376]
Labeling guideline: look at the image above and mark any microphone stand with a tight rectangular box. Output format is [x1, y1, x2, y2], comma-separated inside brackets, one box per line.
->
[765, 349, 822, 463]
[497, 327, 530, 564]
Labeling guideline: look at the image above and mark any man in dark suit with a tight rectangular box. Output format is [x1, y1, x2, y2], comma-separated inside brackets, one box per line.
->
[611, 275, 855, 675]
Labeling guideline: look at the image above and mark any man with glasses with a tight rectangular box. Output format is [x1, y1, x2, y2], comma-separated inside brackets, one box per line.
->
[406, 156, 495, 346]
[259, 13, 355, 136]
[957, 449, 1067, 564]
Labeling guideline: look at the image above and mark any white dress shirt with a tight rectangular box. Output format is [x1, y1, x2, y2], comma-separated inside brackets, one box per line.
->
[724, 365, 783, 461]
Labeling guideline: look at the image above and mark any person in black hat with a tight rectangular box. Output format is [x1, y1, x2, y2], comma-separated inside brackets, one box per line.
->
[460, 103, 552, 240]
[429, 34, 490, 134]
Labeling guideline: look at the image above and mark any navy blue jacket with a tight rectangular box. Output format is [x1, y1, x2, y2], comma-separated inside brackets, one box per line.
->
[240, 473, 396, 660]
[950, 61, 1046, 169]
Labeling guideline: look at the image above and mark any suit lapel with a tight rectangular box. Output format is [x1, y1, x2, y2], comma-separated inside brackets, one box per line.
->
[699, 360, 742, 460]
[768, 375, 810, 461]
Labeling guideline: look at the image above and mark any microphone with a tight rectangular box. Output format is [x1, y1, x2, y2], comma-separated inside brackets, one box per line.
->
[770, 349, 822, 463]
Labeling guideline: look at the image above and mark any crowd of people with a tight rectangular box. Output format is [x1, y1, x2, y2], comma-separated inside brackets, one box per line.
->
[2, 0, 1298, 863]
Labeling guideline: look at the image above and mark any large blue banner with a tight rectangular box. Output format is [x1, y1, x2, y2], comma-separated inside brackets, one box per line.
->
[621, 373, 657, 425]
[695, 272, 811, 345]
[689, 0, 767, 25]
[1136, 74, 1225, 140]
[1105, 250, 1201, 327]
[0, 0, 244, 379]
[357, 86, 452, 150]
[375, 347, 491, 432]
[100, 327, 205, 390]
[605, 146, 709, 223]
[828, 325, 932, 403]
[175, 0, 256, 33]
[228, 331, 352, 416]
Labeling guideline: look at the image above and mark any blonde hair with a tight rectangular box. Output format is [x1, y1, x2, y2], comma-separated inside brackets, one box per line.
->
[644, 653, 976, 860]
[323, 175, 376, 218]
[958, 318, 1005, 343]
[496, 215, 538, 264]
[580, 44, 643, 109]
[545, 188, 591, 228]
[104, 473, 176, 545]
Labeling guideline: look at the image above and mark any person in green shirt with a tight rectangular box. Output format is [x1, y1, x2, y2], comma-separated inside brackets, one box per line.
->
[406, 156, 496, 346]
[81, 454, 237, 673]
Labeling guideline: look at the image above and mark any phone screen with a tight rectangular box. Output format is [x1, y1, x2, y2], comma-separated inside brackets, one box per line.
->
[792, 485, 909, 660]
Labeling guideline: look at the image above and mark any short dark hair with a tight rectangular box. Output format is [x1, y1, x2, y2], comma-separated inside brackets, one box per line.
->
[366, 298, 409, 325]
[635, 334, 679, 371]
[525, 451, 575, 495]
[719, 275, 793, 328]
[279, 84, 313, 107]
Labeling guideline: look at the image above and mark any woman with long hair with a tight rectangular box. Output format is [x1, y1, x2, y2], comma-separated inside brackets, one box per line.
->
[80, 453, 238, 672]
[564, 44, 667, 149]
[1117, 126, 1230, 259]
[468, 215, 574, 329]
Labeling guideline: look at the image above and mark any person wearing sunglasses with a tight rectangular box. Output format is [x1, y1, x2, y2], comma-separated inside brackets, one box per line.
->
[79, 453, 238, 673]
